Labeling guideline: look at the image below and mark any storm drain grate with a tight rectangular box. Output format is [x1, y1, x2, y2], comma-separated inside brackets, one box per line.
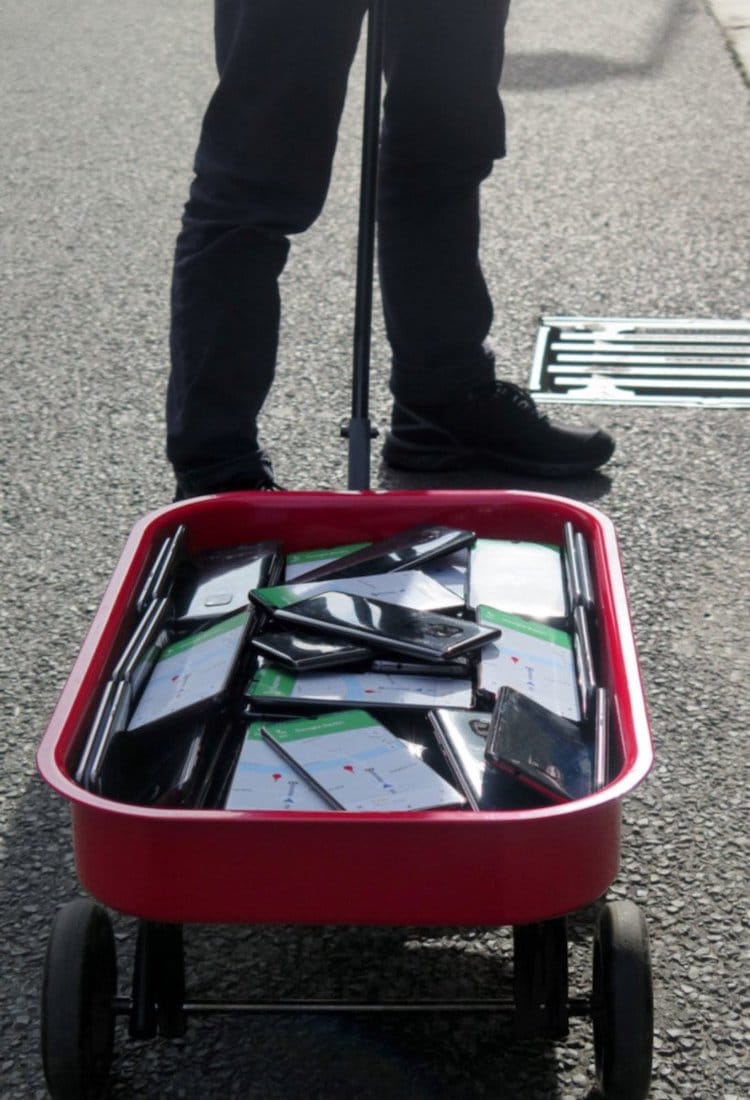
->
[529, 317, 750, 407]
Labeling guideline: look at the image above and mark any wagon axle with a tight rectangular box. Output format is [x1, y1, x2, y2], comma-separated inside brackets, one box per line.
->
[112, 994, 594, 1019]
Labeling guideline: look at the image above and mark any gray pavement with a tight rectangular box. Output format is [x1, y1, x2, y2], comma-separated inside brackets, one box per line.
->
[2, 1, 749, 1097]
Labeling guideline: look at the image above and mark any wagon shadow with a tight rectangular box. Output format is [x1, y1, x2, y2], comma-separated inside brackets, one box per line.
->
[108, 921, 575, 1099]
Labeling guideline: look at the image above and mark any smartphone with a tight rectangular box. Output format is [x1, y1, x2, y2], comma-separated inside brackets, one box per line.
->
[272, 590, 500, 661]
[172, 541, 283, 626]
[563, 522, 598, 620]
[74, 680, 116, 788]
[252, 629, 373, 671]
[135, 525, 188, 613]
[467, 538, 568, 625]
[98, 716, 207, 808]
[574, 531, 596, 613]
[484, 686, 592, 803]
[245, 662, 474, 712]
[370, 656, 474, 679]
[75, 679, 133, 793]
[429, 708, 542, 811]
[111, 597, 173, 700]
[127, 610, 252, 731]
[572, 604, 597, 717]
[251, 570, 465, 615]
[593, 686, 611, 791]
[291, 525, 476, 582]
[562, 521, 582, 612]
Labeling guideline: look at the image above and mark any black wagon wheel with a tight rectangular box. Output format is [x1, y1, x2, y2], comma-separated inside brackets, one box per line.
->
[41, 897, 117, 1100]
[592, 899, 653, 1100]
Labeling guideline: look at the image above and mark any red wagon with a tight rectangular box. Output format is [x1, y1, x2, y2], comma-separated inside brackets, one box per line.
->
[37, 488, 655, 1099]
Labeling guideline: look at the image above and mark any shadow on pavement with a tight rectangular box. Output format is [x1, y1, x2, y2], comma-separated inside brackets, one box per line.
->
[503, 0, 693, 91]
[376, 460, 614, 506]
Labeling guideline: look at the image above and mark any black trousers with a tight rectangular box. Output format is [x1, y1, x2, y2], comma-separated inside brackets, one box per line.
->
[167, 0, 510, 490]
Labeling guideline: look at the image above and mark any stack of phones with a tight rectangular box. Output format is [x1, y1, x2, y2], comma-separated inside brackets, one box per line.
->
[225, 710, 465, 813]
[426, 522, 613, 809]
[464, 529, 604, 723]
[429, 707, 543, 811]
[244, 526, 489, 713]
[73, 531, 285, 806]
[72, 518, 615, 814]
[430, 684, 608, 810]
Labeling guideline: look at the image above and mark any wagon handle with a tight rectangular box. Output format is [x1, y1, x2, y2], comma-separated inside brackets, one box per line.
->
[346, 0, 385, 491]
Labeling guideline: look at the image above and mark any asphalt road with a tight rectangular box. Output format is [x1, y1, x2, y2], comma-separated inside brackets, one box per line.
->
[2, 1, 749, 1097]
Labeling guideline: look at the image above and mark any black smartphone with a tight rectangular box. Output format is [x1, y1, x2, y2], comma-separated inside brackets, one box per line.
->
[484, 686, 593, 803]
[127, 610, 253, 731]
[98, 716, 207, 808]
[250, 570, 465, 616]
[573, 604, 597, 717]
[563, 522, 597, 618]
[370, 656, 474, 679]
[562, 521, 582, 613]
[292, 525, 476, 582]
[429, 708, 543, 811]
[171, 541, 283, 626]
[75, 679, 133, 793]
[272, 590, 500, 661]
[574, 531, 596, 613]
[135, 525, 188, 613]
[593, 686, 611, 791]
[111, 597, 173, 700]
[252, 629, 373, 671]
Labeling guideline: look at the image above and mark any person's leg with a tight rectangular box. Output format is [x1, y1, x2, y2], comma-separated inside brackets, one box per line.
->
[379, 0, 614, 476]
[167, 0, 368, 495]
[378, 0, 509, 406]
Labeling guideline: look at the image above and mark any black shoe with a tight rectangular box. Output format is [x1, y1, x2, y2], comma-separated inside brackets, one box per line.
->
[383, 381, 615, 478]
[173, 472, 282, 501]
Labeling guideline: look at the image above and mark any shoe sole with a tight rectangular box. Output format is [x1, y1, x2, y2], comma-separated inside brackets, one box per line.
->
[382, 434, 613, 479]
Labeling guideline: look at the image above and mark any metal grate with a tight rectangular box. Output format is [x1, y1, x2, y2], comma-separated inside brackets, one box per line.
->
[529, 317, 750, 407]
